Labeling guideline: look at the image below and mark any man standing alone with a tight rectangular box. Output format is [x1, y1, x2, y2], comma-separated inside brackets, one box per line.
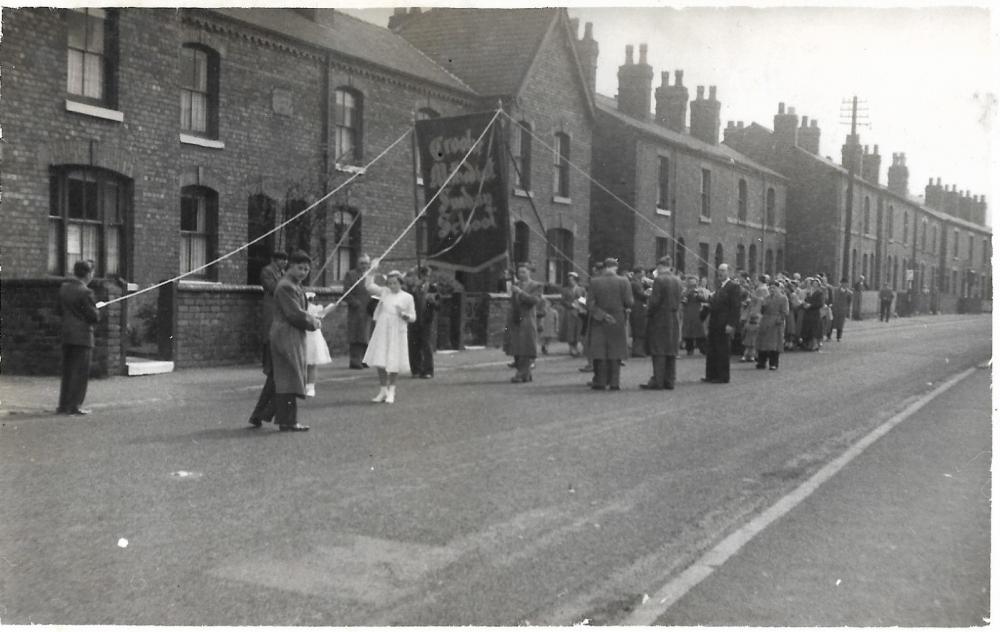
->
[703, 263, 742, 384]
[830, 277, 853, 341]
[259, 251, 287, 369]
[586, 258, 633, 390]
[878, 282, 895, 322]
[342, 254, 373, 369]
[641, 257, 682, 390]
[57, 260, 100, 415]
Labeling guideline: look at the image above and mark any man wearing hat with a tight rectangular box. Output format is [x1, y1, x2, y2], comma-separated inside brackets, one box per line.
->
[561, 271, 586, 357]
[259, 250, 288, 369]
[343, 254, 373, 369]
[641, 256, 682, 390]
[830, 277, 853, 341]
[703, 263, 742, 384]
[585, 258, 633, 390]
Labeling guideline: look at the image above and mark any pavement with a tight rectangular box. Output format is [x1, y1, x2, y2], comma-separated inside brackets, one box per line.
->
[0, 313, 968, 418]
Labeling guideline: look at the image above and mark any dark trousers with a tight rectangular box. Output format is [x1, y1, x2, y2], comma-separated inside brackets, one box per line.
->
[705, 329, 731, 382]
[684, 337, 706, 355]
[513, 355, 533, 378]
[650, 355, 677, 388]
[756, 350, 780, 369]
[631, 336, 646, 358]
[592, 358, 621, 389]
[58, 344, 92, 412]
[250, 371, 298, 426]
[879, 301, 892, 322]
[408, 326, 434, 376]
[349, 343, 367, 368]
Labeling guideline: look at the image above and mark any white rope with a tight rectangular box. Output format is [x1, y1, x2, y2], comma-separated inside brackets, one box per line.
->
[320, 108, 504, 318]
[96, 127, 414, 309]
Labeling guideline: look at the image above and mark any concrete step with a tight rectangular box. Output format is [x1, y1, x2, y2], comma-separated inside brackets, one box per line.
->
[126, 356, 174, 376]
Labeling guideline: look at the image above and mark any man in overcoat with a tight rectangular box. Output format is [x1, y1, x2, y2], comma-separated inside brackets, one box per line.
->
[407, 266, 438, 378]
[586, 258, 633, 390]
[259, 251, 287, 369]
[249, 250, 321, 431]
[342, 254, 373, 369]
[681, 275, 708, 355]
[830, 277, 853, 341]
[506, 263, 543, 382]
[57, 260, 101, 415]
[878, 282, 895, 322]
[703, 263, 742, 384]
[641, 257, 682, 390]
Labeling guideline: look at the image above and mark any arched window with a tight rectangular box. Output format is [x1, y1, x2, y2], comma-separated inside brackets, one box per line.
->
[180, 185, 218, 279]
[931, 225, 937, 254]
[862, 253, 868, 280]
[863, 197, 871, 234]
[48, 166, 129, 277]
[887, 205, 894, 239]
[553, 132, 570, 198]
[181, 44, 220, 137]
[329, 206, 361, 282]
[334, 88, 362, 163]
[737, 179, 748, 221]
[67, 8, 118, 107]
[766, 187, 776, 227]
[748, 244, 757, 275]
[657, 156, 670, 210]
[247, 193, 277, 284]
[736, 244, 746, 270]
[851, 248, 858, 281]
[714, 243, 724, 269]
[776, 248, 784, 272]
[921, 219, 928, 251]
[512, 120, 532, 191]
[765, 248, 774, 275]
[903, 212, 909, 243]
[546, 228, 574, 286]
[513, 221, 530, 265]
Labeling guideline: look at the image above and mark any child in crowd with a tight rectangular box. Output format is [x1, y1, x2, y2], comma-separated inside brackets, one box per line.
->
[304, 292, 333, 397]
[539, 297, 560, 355]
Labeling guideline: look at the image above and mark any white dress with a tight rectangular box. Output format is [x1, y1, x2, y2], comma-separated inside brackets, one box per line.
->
[362, 281, 416, 373]
[305, 303, 333, 365]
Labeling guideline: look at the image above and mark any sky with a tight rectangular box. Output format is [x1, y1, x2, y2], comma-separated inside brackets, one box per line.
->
[341, 2, 996, 225]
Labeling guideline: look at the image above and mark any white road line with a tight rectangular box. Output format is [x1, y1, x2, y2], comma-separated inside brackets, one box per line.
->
[621, 365, 978, 625]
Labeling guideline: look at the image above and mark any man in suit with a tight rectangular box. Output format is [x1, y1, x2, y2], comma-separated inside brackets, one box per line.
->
[830, 277, 853, 341]
[641, 257, 683, 390]
[586, 258, 633, 390]
[342, 254, 373, 369]
[703, 263, 742, 384]
[57, 260, 101, 415]
[259, 251, 288, 369]
[878, 282, 895, 322]
[407, 265, 438, 378]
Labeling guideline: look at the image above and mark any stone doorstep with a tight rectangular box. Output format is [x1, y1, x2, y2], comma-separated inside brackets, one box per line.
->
[126, 356, 175, 376]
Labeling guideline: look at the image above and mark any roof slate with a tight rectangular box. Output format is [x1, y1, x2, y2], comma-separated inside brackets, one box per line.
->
[595, 94, 786, 180]
[396, 8, 559, 97]
[209, 8, 475, 95]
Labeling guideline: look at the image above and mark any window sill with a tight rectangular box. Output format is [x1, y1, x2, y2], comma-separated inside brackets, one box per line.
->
[513, 188, 534, 199]
[180, 133, 225, 149]
[699, 216, 712, 224]
[655, 207, 671, 217]
[65, 99, 124, 122]
[336, 163, 367, 176]
[553, 195, 572, 205]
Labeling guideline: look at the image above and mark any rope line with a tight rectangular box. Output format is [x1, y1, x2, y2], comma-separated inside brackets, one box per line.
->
[311, 203, 364, 281]
[96, 127, 414, 309]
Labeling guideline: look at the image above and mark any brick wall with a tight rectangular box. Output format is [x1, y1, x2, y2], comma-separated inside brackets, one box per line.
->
[1, 279, 126, 377]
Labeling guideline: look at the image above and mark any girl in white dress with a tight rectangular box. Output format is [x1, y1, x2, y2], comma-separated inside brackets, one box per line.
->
[304, 292, 333, 397]
[362, 262, 416, 403]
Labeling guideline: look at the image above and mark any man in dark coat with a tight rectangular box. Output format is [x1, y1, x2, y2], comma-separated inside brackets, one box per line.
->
[249, 250, 321, 431]
[342, 254, 373, 369]
[629, 266, 649, 358]
[878, 282, 895, 322]
[641, 257, 682, 390]
[830, 278, 853, 341]
[586, 258, 633, 390]
[57, 260, 101, 415]
[407, 266, 438, 378]
[852, 275, 867, 320]
[703, 263, 742, 384]
[506, 263, 543, 382]
[259, 251, 287, 369]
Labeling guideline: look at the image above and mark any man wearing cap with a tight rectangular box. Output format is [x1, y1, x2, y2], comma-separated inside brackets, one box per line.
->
[703, 263, 742, 384]
[259, 251, 288, 369]
[641, 256, 682, 390]
[830, 277, 853, 341]
[585, 258, 633, 390]
[342, 254, 373, 369]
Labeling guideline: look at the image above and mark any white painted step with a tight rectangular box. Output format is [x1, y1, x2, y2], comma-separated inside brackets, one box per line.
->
[126, 356, 174, 376]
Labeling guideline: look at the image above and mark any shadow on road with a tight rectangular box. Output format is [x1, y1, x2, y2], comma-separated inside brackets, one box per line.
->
[126, 426, 280, 445]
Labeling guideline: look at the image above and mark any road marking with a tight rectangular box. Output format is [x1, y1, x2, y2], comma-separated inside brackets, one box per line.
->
[621, 365, 978, 625]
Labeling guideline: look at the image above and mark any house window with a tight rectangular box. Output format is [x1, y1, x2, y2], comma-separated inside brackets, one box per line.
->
[765, 248, 774, 275]
[748, 244, 757, 275]
[700, 169, 711, 218]
[698, 242, 710, 281]
[513, 221, 530, 264]
[903, 212, 909, 243]
[655, 236, 670, 263]
[714, 243, 724, 269]
[766, 187, 776, 227]
[737, 179, 748, 221]
[863, 197, 870, 234]
[887, 205, 894, 239]
[736, 244, 746, 270]
[546, 228, 574, 286]
[953, 230, 959, 258]
[776, 248, 784, 272]
[48, 167, 128, 277]
[180, 186, 217, 278]
[66, 8, 116, 105]
[512, 121, 532, 191]
[180, 45, 219, 137]
[968, 234, 974, 261]
[851, 249, 858, 281]
[330, 207, 361, 282]
[984, 238, 990, 267]
[657, 157, 670, 210]
[553, 132, 570, 198]
[334, 88, 362, 163]
[931, 225, 937, 254]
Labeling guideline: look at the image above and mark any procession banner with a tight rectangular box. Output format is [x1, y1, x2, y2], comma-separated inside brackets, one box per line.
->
[415, 112, 509, 272]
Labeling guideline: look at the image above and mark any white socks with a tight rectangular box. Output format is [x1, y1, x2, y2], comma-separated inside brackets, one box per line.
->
[385, 385, 396, 404]
[372, 387, 388, 402]
[305, 383, 316, 397]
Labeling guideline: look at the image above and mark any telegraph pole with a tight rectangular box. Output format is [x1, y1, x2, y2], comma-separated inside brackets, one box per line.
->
[839, 96, 868, 282]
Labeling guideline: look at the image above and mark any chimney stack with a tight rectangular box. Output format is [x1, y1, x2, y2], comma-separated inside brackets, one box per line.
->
[958, 190, 972, 222]
[923, 175, 944, 209]
[573, 21, 599, 96]
[617, 43, 653, 120]
[774, 101, 799, 149]
[689, 84, 721, 145]
[388, 7, 420, 31]
[861, 144, 881, 184]
[653, 70, 689, 133]
[943, 185, 960, 217]
[887, 153, 909, 195]
[798, 116, 821, 154]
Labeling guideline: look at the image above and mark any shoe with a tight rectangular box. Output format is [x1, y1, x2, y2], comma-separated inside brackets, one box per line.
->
[385, 386, 396, 404]
[756, 364, 767, 370]
[349, 364, 364, 370]
[590, 385, 607, 391]
[508, 361, 516, 368]
[639, 383, 663, 390]
[362, 363, 369, 368]
[68, 408, 91, 415]
[248, 417, 263, 428]
[769, 366, 778, 371]
[279, 424, 310, 432]
[579, 365, 593, 372]
[305, 383, 316, 397]
[419, 373, 433, 379]
[664, 383, 674, 390]
[609, 386, 621, 391]
[56, 407, 67, 414]
[511, 375, 527, 383]
[700, 378, 728, 384]
[372, 387, 388, 403]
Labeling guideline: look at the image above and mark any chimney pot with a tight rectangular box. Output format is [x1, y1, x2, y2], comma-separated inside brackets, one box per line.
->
[778, 102, 785, 114]
[738, 121, 744, 128]
[393, 7, 406, 15]
[727, 120, 735, 128]
[569, 18, 579, 37]
[661, 71, 669, 87]
[936, 177, 942, 185]
[801, 116, 809, 127]
[696, 85, 705, 99]
[928, 177, 934, 185]
[810, 120, 818, 128]
[409, 7, 421, 14]
[584, 22, 594, 39]
[675, 70, 684, 85]
[639, 43, 648, 65]
[709, 85, 717, 100]
[625, 44, 634, 64]
[873, 144, 879, 155]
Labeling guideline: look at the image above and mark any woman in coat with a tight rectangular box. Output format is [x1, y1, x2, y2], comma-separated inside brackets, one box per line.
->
[641, 259, 682, 389]
[681, 275, 708, 356]
[363, 261, 417, 403]
[799, 278, 825, 351]
[506, 263, 543, 382]
[756, 281, 790, 370]
[561, 272, 586, 356]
